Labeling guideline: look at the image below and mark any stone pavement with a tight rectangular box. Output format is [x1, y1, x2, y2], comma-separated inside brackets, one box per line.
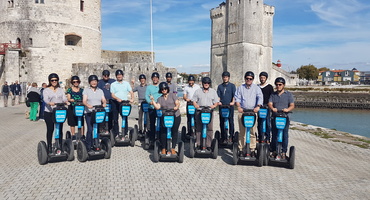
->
[1, 104, 369, 200]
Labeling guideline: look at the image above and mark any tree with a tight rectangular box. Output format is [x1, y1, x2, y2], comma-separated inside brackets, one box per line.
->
[318, 67, 330, 72]
[296, 64, 319, 80]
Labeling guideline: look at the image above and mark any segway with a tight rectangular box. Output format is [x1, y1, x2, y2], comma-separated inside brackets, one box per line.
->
[232, 109, 264, 166]
[181, 101, 196, 142]
[188, 107, 218, 159]
[214, 105, 235, 148]
[37, 103, 74, 165]
[153, 109, 184, 163]
[66, 100, 85, 149]
[258, 106, 270, 165]
[77, 105, 112, 162]
[144, 109, 162, 150]
[114, 100, 138, 147]
[140, 100, 149, 140]
[265, 111, 295, 169]
[99, 103, 115, 147]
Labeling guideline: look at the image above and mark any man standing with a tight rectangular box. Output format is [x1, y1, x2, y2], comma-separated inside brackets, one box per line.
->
[165, 72, 177, 94]
[11, 80, 21, 105]
[183, 75, 200, 137]
[268, 77, 295, 159]
[1, 81, 10, 107]
[98, 70, 115, 132]
[217, 71, 236, 144]
[133, 74, 148, 135]
[234, 71, 263, 157]
[257, 72, 274, 143]
[192, 77, 219, 149]
[110, 70, 134, 138]
[145, 72, 162, 146]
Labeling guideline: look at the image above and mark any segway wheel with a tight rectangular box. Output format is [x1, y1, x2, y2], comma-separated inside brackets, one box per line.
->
[257, 143, 264, 167]
[178, 142, 184, 163]
[129, 125, 138, 147]
[37, 141, 48, 165]
[211, 138, 218, 159]
[66, 131, 72, 140]
[289, 146, 295, 169]
[153, 140, 159, 163]
[101, 138, 112, 159]
[233, 132, 239, 143]
[134, 124, 139, 141]
[263, 144, 269, 166]
[232, 143, 238, 165]
[110, 131, 115, 147]
[77, 141, 88, 162]
[189, 137, 195, 158]
[181, 126, 187, 142]
[214, 130, 221, 141]
[144, 132, 150, 150]
[64, 139, 74, 161]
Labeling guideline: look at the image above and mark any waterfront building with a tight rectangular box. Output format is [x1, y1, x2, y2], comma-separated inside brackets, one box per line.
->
[318, 69, 361, 85]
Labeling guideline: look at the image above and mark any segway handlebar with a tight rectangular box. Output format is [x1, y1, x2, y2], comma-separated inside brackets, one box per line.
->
[55, 103, 67, 107]
[197, 106, 213, 111]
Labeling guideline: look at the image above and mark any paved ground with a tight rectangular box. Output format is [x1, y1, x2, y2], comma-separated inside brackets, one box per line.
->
[0, 104, 369, 200]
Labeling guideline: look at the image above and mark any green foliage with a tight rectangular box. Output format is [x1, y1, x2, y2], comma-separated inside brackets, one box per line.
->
[318, 67, 330, 72]
[296, 64, 319, 80]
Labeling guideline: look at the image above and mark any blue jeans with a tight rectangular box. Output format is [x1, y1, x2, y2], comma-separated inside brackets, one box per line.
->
[257, 109, 271, 142]
[271, 116, 290, 153]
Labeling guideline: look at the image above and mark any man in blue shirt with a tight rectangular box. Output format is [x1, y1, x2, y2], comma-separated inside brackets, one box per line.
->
[98, 70, 116, 133]
[110, 70, 134, 138]
[145, 72, 162, 145]
[234, 71, 263, 157]
[217, 71, 236, 144]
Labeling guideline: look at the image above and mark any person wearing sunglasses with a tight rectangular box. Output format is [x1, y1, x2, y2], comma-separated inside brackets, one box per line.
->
[43, 73, 68, 153]
[234, 71, 263, 157]
[268, 77, 295, 159]
[67, 76, 84, 139]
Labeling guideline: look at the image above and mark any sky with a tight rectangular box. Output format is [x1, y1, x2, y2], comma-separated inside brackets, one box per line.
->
[101, 0, 370, 74]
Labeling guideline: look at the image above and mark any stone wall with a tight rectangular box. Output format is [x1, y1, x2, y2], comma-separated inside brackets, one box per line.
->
[102, 51, 154, 64]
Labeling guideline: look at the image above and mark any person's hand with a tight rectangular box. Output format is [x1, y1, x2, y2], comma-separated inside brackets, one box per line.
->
[282, 108, 289, 113]
[272, 108, 278, 113]
[70, 99, 75, 102]
[150, 95, 154, 101]
[238, 107, 243, 113]
[88, 104, 93, 109]
[253, 107, 260, 113]
[49, 102, 55, 106]
[218, 102, 222, 106]
[230, 102, 235, 106]
[174, 106, 178, 111]
[130, 99, 133, 103]
[103, 103, 106, 108]
[117, 99, 122, 103]
[66, 101, 70, 106]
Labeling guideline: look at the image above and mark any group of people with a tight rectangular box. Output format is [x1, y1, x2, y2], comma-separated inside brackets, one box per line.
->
[40, 69, 294, 159]
[1, 80, 22, 107]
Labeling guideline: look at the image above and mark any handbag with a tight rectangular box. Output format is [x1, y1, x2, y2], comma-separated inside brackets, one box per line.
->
[25, 98, 31, 107]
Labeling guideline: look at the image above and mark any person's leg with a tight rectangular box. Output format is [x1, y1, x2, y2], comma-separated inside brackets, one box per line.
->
[229, 106, 235, 140]
[270, 117, 277, 152]
[257, 116, 263, 142]
[250, 114, 258, 150]
[282, 117, 290, 153]
[3, 94, 8, 107]
[44, 112, 54, 152]
[206, 112, 214, 148]
[238, 113, 246, 151]
[138, 104, 143, 131]
[85, 113, 93, 150]
[195, 110, 202, 147]
[29, 102, 35, 120]
[171, 115, 181, 149]
[111, 100, 119, 137]
[265, 109, 271, 143]
[148, 109, 156, 142]
[219, 111, 226, 141]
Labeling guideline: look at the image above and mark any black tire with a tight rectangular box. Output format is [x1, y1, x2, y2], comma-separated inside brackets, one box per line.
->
[211, 138, 218, 159]
[153, 140, 159, 162]
[232, 143, 238, 165]
[189, 137, 195, 158]
[263, 143, 269, 166]
[257, 143, 264, 167]
[144, 132, 150, 150]
[181, 126, 187, 142]
[77, 141, 88, 162]
[37, 141, 48, 165]
[214, 130, 221, 141]
[110, 131, 115, 147]
[130, 125, 138, 147]
[101, 138, 112, 159]
[134, 124, 139, 141]
[64, 139, 74, 161]
[289, 146, 295, 169]
[178, 142, 184, 163]
[66, 131, 71, 139]
[233, 131, 239, 143]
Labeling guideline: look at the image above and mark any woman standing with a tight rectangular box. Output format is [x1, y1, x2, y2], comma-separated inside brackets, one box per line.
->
[151, 82, 181, 155]
[43, 73, 68, 153]
[67, 76, 84, 139]
[27, 82, 41, 121]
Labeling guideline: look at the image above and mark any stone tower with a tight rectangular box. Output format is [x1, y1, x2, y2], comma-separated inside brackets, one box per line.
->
[210, 0, 294, 86]
[0, 0, 102, 85]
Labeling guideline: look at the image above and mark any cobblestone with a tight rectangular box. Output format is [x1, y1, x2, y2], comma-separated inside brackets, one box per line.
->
[0, 105, 369, 199]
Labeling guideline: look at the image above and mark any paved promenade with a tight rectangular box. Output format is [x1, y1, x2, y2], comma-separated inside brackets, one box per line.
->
[1, 105, 369, 200]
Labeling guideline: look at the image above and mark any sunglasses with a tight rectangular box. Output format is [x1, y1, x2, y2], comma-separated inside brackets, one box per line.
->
[245, 78, 253, 81]
[72, 81, 80, 83]
[50, 79, 58, 82]
[203, 82, 211, 84]
[275, 83, 284, 86]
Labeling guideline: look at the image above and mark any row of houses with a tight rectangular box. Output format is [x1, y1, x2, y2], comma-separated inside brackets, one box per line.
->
[318, 69, 370, 85]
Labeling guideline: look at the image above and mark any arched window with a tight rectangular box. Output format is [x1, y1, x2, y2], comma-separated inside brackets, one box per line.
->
[80, 0, 84, 12]
[65, 34, 82, 46]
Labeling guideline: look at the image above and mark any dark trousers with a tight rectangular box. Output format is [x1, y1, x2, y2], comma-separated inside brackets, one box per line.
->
[160, 115, 181, 149]
[85, 113, 94, 150]
[271, 116, 290, 153]
[111, 100, 128, 137]
[257, 109, 271, 142]
[39, 102, 45, 119]
[219, 106, 235, 140]
[99, 99, 114, 133]
[44, 111, 63, 148]
[186, 112, 194, 136]
[148, 108, 157, 141]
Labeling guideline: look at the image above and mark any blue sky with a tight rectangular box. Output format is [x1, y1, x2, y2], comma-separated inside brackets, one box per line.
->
[102, 0, 370, 74]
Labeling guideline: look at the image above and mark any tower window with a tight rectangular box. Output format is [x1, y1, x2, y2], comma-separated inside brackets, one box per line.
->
[29, 38, 33, 46]
[65, 34, 82, 46]
[35, 0, 44, 4]
[80, 0, 84, 12]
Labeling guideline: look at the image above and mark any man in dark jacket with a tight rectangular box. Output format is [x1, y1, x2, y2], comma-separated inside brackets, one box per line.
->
[11, 80, 21, 105]
[1, 81, 10, 107]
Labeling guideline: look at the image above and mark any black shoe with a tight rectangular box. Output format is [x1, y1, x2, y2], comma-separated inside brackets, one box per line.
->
[72, 135, 76, 140]
[250, 151, 256, 157]
[48, 145, 53, 154]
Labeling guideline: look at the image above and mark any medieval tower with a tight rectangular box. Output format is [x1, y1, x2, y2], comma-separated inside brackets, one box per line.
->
[0, 0, 102, 85]
[210, 0, 296, 86]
